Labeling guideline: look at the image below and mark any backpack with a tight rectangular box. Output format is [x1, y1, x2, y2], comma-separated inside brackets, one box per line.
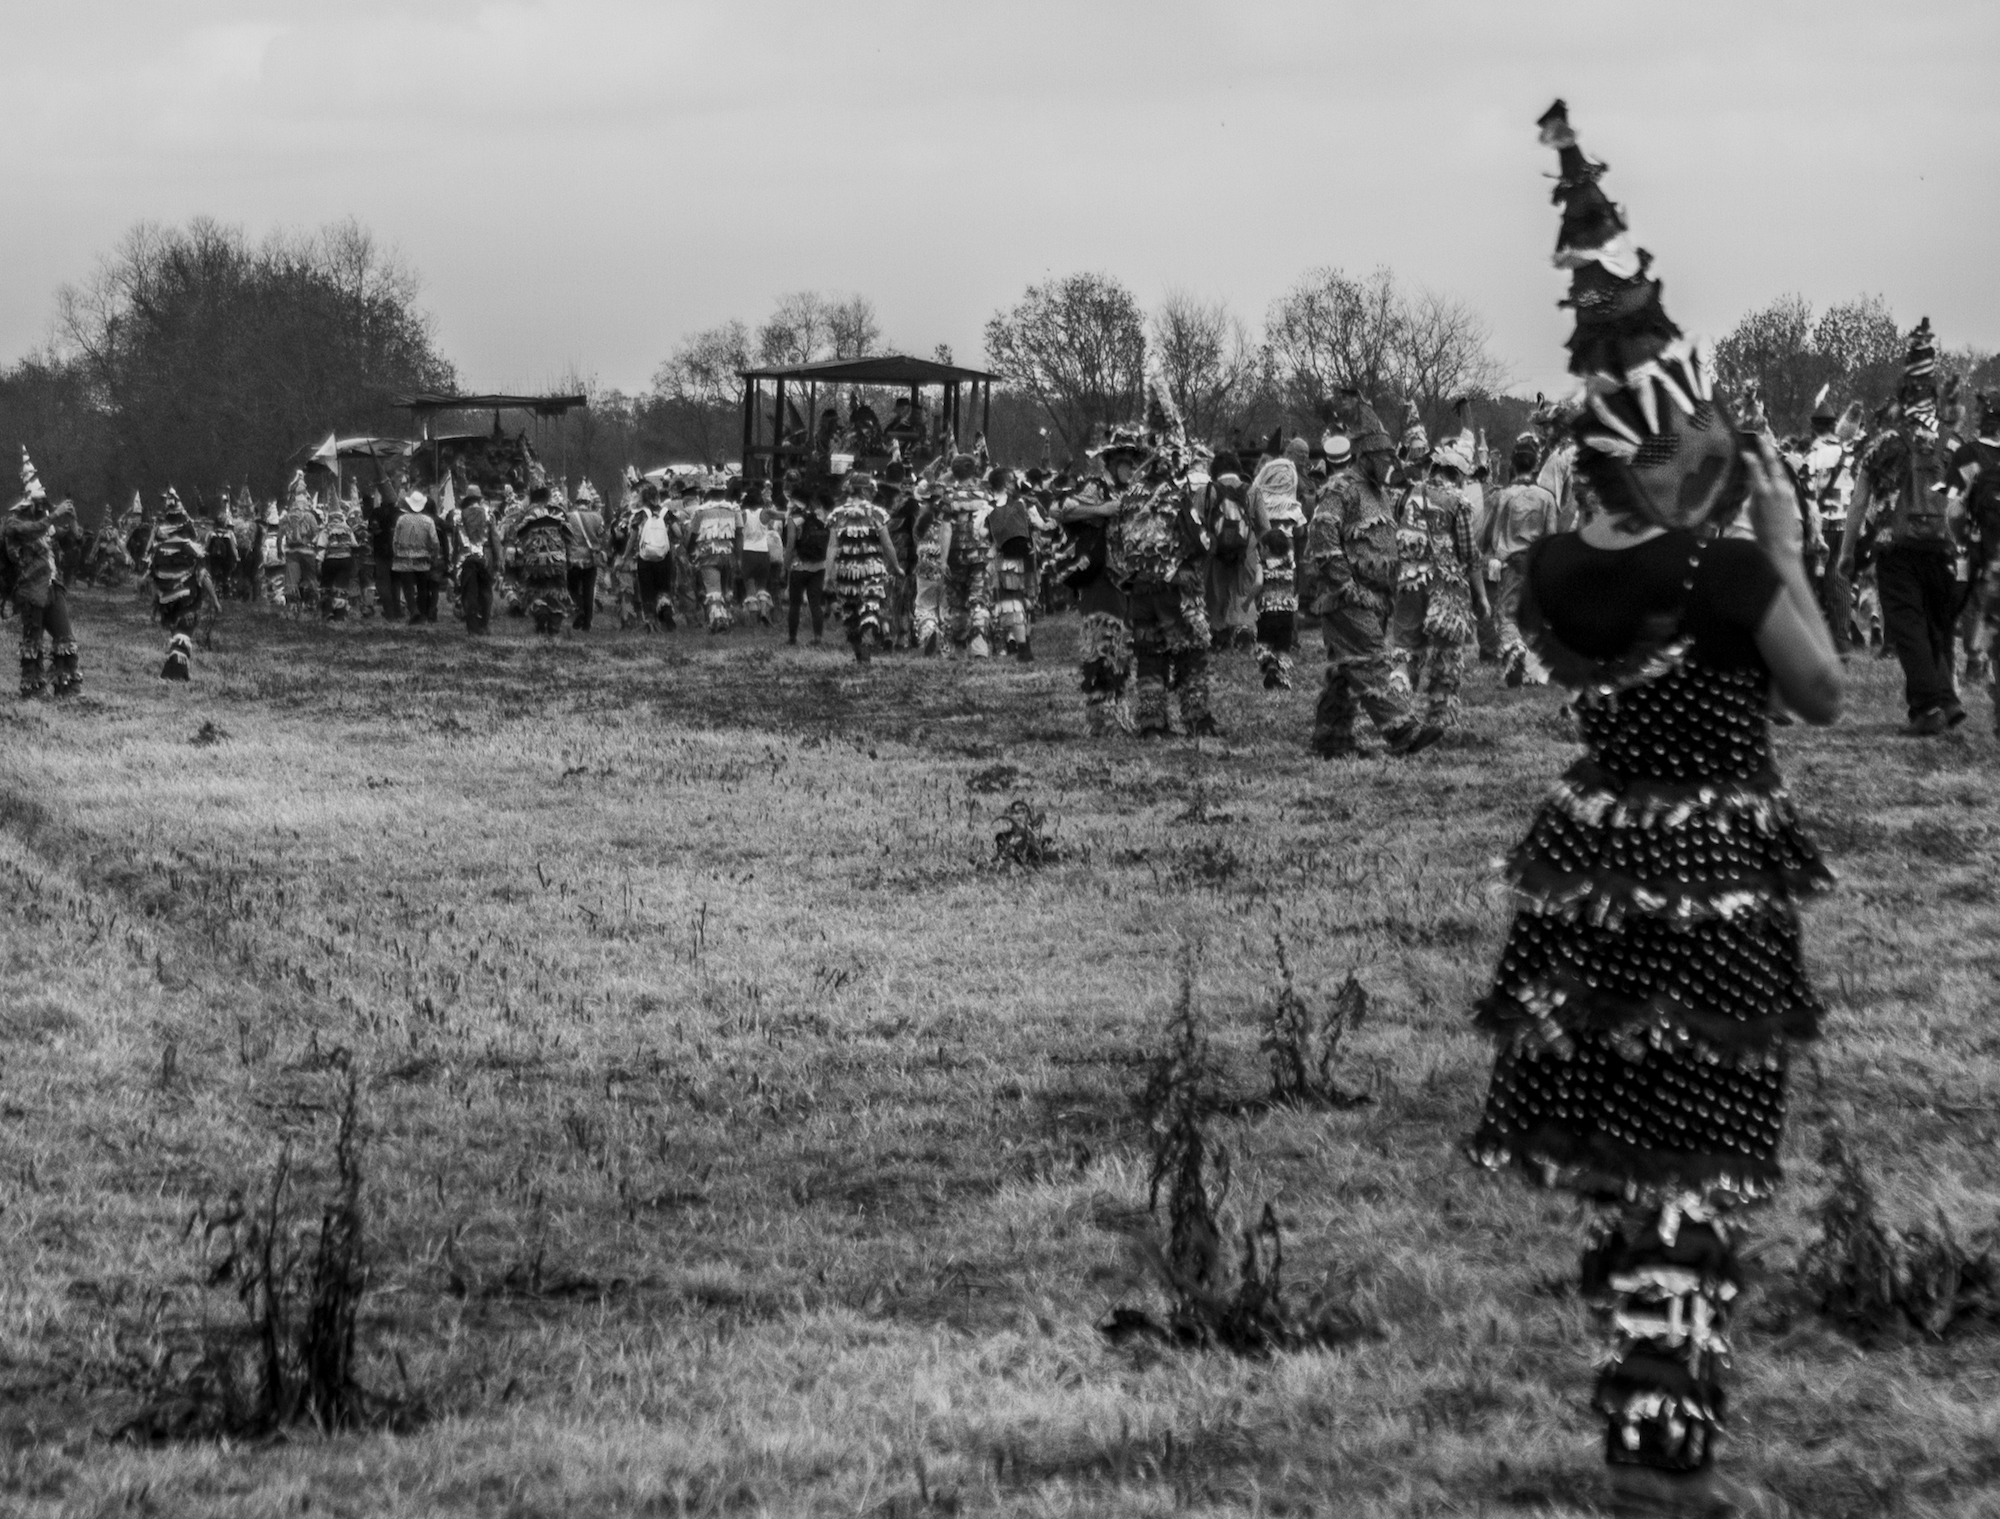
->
[1887, 440, 1953, 548]
[1213, 496, 1248, 565]
[793, 511, 830, 563]
[519, 514, 569, 578]
[637, 509, 673, 561]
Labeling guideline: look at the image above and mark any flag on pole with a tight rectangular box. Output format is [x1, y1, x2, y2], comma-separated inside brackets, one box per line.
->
[311, 432, 339, 471]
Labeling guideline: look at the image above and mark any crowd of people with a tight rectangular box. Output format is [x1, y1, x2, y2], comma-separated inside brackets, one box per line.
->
[11, 335, 1990, 746]
[0, 95, 1995, 1517]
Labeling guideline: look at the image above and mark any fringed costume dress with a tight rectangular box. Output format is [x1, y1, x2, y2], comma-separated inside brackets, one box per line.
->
[1466, 525, 1832, 1476]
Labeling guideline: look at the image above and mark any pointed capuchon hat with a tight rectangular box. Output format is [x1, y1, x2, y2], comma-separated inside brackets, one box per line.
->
[1397, 399, 1430, 463]
[1339, 388, 1394, 455]
[1896, 318, 1939, 437]
[1810, 383, 1838, 426]
[19, 447, 46, 503]
[1539, 99, 1738, 528]
[162, 486, 188, 519]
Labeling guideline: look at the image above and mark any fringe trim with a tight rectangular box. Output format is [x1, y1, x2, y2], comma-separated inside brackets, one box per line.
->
[1502, 853, 1828, 930]
[1464, 1123, 1784, 1209]
[1473, 974, 1815, 1069]
[1542, 759, 1818, 836]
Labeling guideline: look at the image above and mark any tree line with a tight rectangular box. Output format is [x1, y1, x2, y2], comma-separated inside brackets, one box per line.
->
[3, 216, 1992, 526]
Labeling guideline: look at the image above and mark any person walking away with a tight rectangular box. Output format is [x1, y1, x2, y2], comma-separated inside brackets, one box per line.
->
[391, 490, 441, 625]
[1389, 429, 1488, 731]
[566, 479, 606, 631]
[1206, 452, 1263, 652]
[1307, 399, 1437, 757]
[784, 485, 831, 645]
[1112, 397, 1221, 739]
[148, 489, 217, 681]
[1801, 389, 1861, 654]
[5, 452, 81, 697]
[1249, 449, 1306, 690]
[1484, 435, 1563, 686]
[986, 471, 1043, 662]
[1467, 102, 1843, 1519]
[204, 498, 239, 599]
[513, 487, 574, 636]
[940, 455, 996, 656]
[629, 484, 679, 631]
[1056, 458, 1137, 734]
[318, 491, 362, 619]
[736, 483, 777, 627]
[823, 470, 901, 663]
[1838, 319, 1967, 734]
[280, 479, 323, 618]
[451, 484, 499, 634]
[251, 500, 284, 606]
[1956, 390, 2000, 732]
[366, 482, 402, 620]
[688, 480, 743, 633]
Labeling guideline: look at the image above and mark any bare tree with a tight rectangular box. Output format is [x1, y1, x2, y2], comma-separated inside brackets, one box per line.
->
[827, 296, 882, 360]
[652, 320, 751, 465]
[983, 272, 1147, 450]
[1150, 291, 1257, 443]
[1262, 267, 1403, 420]
[756, 292, 834, 369]
[1396, 288, 1508, 422]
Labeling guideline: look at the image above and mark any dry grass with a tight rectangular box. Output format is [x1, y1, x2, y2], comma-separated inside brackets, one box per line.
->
[1, 588, 1997, 1517]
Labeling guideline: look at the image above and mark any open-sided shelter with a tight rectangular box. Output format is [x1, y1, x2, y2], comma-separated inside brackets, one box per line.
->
[737, 354, 997, 483]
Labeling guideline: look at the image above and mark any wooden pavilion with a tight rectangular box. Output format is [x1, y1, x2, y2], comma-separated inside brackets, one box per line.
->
[737, 354, 997, 483]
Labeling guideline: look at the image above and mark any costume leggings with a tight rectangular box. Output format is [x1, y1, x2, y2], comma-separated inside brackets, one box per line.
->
[1585, 1203, 1740, 1474]
[17, 587, 78, 695]
[698, 564, 734, 630]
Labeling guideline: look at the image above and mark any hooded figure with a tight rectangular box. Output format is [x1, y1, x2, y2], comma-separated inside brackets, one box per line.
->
[1839, 317, 1966, 729]
[148, 487, 215, 680]
[1463, 102, 1844, 1519]
[4, 449, 81, 697]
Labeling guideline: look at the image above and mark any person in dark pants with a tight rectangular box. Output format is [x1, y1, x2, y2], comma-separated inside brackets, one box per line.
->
[566, 480, 606, 630]
[1839, 318, 1966, 734]
[452, 484, 499, 634]
[368, 486, 402, 621]
[785, 486, 832, 644]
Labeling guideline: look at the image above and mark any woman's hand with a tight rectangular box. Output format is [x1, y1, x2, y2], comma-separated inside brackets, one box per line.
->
[1745, 437, 1804, 562]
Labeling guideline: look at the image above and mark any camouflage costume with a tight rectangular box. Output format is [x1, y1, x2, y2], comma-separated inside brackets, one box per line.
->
[1306, 463, 1421, 754]
[909, 484, 951, 654]
[1054, 482, 1131, 732]
[1112, 465, 1215, 737]
[5, 454, 80, 697]
[1389, 477, 1480, 728]
[941, 482, 995, 655]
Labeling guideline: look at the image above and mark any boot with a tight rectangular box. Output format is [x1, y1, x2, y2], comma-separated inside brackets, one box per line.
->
[161, 634, 192, 681]
[18, 654, 45, 699]
[968, 633, 990, 658]
[1017, 637, 1034, 663]
[1387, 719, 1444, 756]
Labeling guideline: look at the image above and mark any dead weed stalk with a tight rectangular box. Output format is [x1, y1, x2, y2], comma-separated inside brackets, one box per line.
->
[1800, 1133, 2000, 1344]
[1258, 934, 1372, 1110]
[1109, 951, 1372, 1356]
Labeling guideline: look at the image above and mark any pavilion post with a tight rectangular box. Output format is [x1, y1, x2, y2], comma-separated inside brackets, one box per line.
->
[982, 380, 991, 440]
[740, 379, 756, 475]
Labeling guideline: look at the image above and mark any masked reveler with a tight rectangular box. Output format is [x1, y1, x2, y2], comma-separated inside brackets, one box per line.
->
[1466, 102, 1843, 1519]
[822, 467, 902, 663]
[1390, 420, 1488, 730]
[511, 485, 575, 636]
[5, 451, 81, 698]
[1306, 396, 1435, 757]
[149, 488, 218, 680]
[940, 454, 996, 657]
[1112, 394, 1219, 739]
[1054, 440, 1140, 733]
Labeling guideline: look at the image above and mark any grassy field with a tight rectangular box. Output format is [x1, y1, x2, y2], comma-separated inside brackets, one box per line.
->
[2, 585, 1997, 1518]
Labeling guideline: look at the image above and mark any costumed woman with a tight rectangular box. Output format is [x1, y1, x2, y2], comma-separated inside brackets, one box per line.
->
[5, 451, 82, 698]
[1466, 102, 1842, 1519]
[148, 488, 219, 680]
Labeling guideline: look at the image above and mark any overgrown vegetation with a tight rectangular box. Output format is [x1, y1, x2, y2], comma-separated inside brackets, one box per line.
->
[1800, 1133, 2000, 1345]
[1258, 931, 1372, 1110]
[2, 592, 1997, 1517]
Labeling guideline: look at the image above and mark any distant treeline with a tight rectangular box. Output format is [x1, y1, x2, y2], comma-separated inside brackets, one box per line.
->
[5, 218, 1991, 525]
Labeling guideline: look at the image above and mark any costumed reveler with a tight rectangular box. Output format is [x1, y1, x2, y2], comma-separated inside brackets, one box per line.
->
[5, 451, 81, 698]
[1483, 433, 1563, 686]
[688, 479, 743, 634]
[1248, 447, 1306, 690]
[148, 488, 218, 681]
[986, 468, 1042, 662]
[318, 481, 362, 619]
[1838, 320, 1967, 734]
[1111, 393, 1219, 739]
[1054, 444, 1137, 734]
[940, 455, 996, 657]
[1390, 419, 1488, 729]
[1306, 396, 1436, 757]
[512, 485, 575, 636]
[1799, 388, 1861, 653]
[1466, 102, 1842, 1519]
[1959, 390, 2000, 732]
[823, 467, 901, 663]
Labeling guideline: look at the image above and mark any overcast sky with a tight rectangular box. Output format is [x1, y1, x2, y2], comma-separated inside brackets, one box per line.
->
[4, 0, 1995, 401]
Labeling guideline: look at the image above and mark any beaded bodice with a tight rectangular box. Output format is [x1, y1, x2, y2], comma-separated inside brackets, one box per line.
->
[1576, 659, 1772, 784]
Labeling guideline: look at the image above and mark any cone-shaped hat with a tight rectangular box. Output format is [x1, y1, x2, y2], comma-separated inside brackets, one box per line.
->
[1540, 99, 1738, 528]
